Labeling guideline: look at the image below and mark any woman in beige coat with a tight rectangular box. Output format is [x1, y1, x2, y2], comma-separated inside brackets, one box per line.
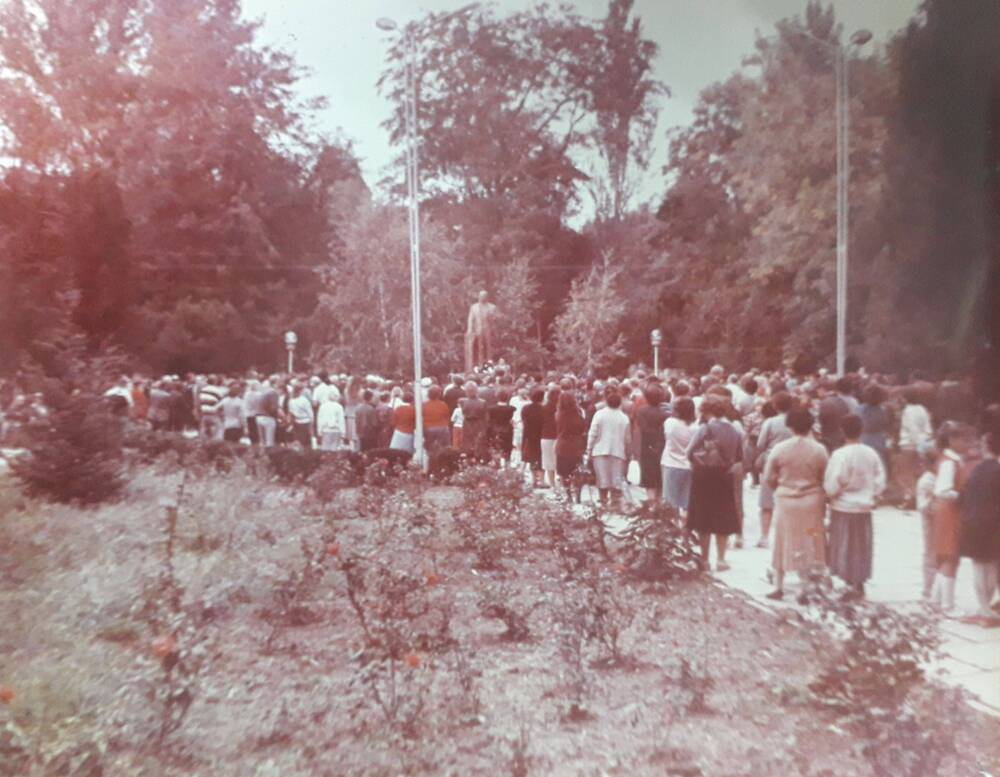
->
[763, 406, 829, 600]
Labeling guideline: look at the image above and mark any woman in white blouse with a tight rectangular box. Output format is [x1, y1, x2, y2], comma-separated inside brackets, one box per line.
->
[586, 390, 631, 509]
[661, 397, 696, 514]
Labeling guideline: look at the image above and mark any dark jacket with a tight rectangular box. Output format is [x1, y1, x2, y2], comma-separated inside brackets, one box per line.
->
[959, 458, 1000, 561]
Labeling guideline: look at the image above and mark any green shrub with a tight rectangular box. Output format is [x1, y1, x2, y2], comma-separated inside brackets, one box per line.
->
[11, 386, 124, 505]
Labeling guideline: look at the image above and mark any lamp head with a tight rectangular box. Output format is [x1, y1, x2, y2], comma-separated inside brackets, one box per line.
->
[376, 17, 398, 32]
[850, 29, 873, 46]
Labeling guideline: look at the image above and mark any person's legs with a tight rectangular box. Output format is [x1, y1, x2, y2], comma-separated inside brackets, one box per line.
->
[934, 557, 959, 611]
[731, 464, 744, 548]
[294, 423, 312, 449]
[971, 560, 998, 618]
[758, 509, 773, 548]
[921, 510, 936, 598]
[698, 532, 711, 566]
[260, 416, 276, 446]
[715, 535, 729, 568]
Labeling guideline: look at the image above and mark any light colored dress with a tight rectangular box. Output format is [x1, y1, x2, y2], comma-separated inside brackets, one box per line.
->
[764, 435, 829, 577]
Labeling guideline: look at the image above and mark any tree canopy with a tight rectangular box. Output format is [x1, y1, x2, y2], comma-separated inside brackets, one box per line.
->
[0, 0, 995, 388]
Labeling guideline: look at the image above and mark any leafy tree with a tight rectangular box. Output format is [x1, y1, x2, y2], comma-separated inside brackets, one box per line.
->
[885, 0, 1000, 377]
[550, 256, 628, 376]
[585, 0, 667, 221]
[306, 198, 474, 378]
[0, 0, 333, 374]
[491, 257, 549, 373]
[377, 3, 600, 337]
[653, 3, 893, 372]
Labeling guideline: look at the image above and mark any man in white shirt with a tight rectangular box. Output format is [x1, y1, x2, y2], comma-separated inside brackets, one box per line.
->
[287, 383, 314, 449]
[824, 414, 886, 598]
[317, 393, 346, 451]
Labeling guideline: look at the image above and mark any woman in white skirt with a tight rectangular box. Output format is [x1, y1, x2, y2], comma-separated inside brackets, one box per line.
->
[586, 390, 631, 509]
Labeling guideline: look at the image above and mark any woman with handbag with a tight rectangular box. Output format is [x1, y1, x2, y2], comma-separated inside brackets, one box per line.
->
[685, 397, 744, 571]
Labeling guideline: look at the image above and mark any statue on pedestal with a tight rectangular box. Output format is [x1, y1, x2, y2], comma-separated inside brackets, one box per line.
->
[465, 290, 497, 372]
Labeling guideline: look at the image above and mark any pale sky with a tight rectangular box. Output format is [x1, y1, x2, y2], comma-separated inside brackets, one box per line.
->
[241, 0, 921, 201]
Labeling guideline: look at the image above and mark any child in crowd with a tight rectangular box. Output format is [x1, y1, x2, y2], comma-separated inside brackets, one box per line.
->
[929, 422, 977, 612]
[916, 449, 938, 599]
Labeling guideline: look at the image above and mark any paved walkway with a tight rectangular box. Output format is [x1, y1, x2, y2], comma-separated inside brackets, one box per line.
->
[586, 464, 1000, 716]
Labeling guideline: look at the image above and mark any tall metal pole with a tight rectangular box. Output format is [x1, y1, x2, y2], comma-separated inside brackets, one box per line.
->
[403, 27, 425, 463]
[835, 45, 848, 376]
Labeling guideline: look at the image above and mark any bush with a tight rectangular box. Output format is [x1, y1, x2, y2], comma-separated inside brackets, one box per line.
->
[800, 579, 954, 777]
[10, 386, 124, 505]
[616, 502, 702, 583]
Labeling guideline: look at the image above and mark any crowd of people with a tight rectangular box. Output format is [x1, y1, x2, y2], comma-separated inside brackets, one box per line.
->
[2, 359, 997, 623]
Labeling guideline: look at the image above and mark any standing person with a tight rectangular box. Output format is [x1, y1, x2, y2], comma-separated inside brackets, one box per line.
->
[220, 384, 246, 443]
[355, 390, 379, 453]
[896, 387, 934, 508]
[317, 390, 346, 451]
[929, 423, 977, 613]
[586, 390, 631, 509]
[824, 414, 887, 598]
[555, 391, 587, 502]
[662, 397, 696, 514]
[755, 391, 796, 547]
[243, 379, 264, 445]
[288, 383, 314, 449]
[763, 406, 829, 601]
[521, 387, 546, 487]
[422, 385, 452, 456]
[486, 387, 516, 465]
[958, 431, 1000, 624]
[540, 386, 561, 489]
[685, 397, 744, 571]
[450, 401, 464, 449]
[636, 383, 669, 503]
[443, 375, 465, 415]
[389, 392, 416, 454]
[858, 384, 891, 469]
[459, 382, 488, 462]
[148, 381, 172, 432]
[509, 385, 530, 461]
[343, 376, 363, 452]
[257, 379, 280, 447]
[197, 376, 226, 441]
[375, 392, 395, 448]
[818, 377, 854, 451]
[130, 378, 149, 423]
[916, 449, 939, 599]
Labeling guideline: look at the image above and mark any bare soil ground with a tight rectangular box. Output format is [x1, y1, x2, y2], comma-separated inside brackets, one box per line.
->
[1, 464, 997, 776]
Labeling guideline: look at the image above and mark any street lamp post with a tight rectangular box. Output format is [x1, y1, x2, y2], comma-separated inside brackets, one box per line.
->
[814, 29, 872, 376]
[650, 329, 662, 376]
[377, 16, 425, 464]
[764, 29, 871, 375]
[377, 5, 478, 466]
[284, 331, 297, 374]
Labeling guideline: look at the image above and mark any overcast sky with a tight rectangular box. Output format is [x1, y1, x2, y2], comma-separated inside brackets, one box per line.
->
[241, 0, 921, 200]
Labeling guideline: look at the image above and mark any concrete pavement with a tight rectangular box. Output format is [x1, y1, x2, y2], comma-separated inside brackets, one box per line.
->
[583, 464, 1000, 716]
